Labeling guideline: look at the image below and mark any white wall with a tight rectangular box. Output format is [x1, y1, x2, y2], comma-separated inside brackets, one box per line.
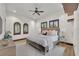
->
[73, 6, 79, 55]
[59, 14, 74, 43]
[6, 16, 35, 40]
[0, 4, 6, 40]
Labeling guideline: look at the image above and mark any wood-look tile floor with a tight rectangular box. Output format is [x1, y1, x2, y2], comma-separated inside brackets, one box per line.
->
[0, 40, 16, 56]
[0, 39, 75, 56]
[14, 39, 75, 56]
[14, 39, 26, 45]
[0, 39, 26, 56]
[57, 42, 75, 56]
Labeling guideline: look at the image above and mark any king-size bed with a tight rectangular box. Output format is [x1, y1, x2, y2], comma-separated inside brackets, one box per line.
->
[26, 28, 59, 55]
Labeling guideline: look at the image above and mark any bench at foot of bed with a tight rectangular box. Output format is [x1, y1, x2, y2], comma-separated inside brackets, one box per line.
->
[27, 39, 49, 55]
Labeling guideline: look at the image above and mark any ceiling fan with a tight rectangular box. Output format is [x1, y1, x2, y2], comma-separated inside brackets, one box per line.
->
[29, 7, 44, 16]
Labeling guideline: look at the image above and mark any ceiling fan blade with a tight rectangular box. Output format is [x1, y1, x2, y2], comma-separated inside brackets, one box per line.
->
[37, 12, 40, 15]
[38, 11, 44, 13]
[29, 7, 44, 16]
[32, 12, 36, 15]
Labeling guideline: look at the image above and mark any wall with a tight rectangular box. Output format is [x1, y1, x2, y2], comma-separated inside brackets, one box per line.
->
[6, 16, 35, 40]
[73, 6, 79, 55]
[0, 4, 6, 40]
[59, 14, 74, 43]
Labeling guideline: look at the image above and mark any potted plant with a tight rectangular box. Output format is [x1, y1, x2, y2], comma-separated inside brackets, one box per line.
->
[2, 31, 12, 46]
[4, 31, 12, 40]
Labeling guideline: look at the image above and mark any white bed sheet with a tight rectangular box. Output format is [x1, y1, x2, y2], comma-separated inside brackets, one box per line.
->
[46, 35, 58, 49]
[27, 34, 58, 48]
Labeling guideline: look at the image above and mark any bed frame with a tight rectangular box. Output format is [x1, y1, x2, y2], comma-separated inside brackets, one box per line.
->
[27, 39, 49, 55]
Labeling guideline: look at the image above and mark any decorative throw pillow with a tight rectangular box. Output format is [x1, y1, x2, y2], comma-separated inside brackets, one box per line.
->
[47, 30, 57, 36]
[42, 30, 47, 35]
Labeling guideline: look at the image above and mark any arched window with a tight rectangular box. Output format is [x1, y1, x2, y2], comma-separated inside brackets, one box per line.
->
[23, 23, 28, 34]
[14, 22, 21, 35]
[0, 16, 2, 34]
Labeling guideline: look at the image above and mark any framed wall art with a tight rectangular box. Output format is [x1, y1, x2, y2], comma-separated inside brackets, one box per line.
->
[49, 20, 54, 28]
[41, 21, 47, 29]
[49, 19, 59, 28]
[53, 19, 59, 28]
[41, 21, 47, 33]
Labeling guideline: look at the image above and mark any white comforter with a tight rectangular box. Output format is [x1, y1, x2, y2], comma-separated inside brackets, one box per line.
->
[27, 34, 58, 49]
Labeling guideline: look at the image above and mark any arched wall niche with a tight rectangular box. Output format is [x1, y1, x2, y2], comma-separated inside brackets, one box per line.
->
[14, 22, 21, 35]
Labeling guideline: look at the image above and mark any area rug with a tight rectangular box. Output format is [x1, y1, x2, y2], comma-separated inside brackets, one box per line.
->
[16, 44, 65, 56]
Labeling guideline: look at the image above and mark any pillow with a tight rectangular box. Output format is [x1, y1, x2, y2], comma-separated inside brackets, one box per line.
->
[47, 30, 57, 36]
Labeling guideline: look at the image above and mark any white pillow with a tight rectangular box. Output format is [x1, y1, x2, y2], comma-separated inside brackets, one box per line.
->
[47, 30, 57, 36]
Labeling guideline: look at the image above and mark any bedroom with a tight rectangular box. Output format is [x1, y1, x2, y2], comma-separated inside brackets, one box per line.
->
[0, 3, 79, 56]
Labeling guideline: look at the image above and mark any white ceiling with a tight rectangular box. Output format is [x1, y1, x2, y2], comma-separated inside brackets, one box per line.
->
[5, 3, 65, 21]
